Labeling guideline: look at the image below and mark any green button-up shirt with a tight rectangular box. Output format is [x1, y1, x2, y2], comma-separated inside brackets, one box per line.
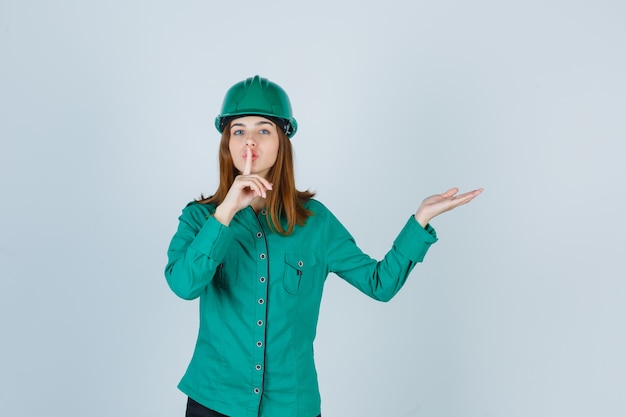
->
[165, 199, 437, 417]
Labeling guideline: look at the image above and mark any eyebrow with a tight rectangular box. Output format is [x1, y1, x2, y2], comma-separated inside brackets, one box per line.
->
[230, 121, 275, 129]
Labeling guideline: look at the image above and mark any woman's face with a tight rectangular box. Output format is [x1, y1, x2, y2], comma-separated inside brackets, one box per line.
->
[228, 115, 280, 179]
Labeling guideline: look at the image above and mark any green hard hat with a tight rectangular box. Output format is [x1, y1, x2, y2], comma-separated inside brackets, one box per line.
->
[215, 75, 298, 138]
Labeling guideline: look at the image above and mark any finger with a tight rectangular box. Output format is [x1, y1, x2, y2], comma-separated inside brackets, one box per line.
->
[250, 183, 266, 198]
[456, 188, 484, 200]
[441, 187, 459, 198]
[259, 177, 273, 190]
[235, 175, 273, 197]
[248, 184, 261, 198]
[248, 175, 273, 191]
[243, 147, 252, 176]
[245, 178, 269, 198]
[451, 188, 484, 205]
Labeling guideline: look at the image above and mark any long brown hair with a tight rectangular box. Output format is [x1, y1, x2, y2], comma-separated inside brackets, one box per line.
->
[198, 122, 315, 235]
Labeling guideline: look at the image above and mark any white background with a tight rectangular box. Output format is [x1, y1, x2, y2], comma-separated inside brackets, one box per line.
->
[1, 1, 625, 416]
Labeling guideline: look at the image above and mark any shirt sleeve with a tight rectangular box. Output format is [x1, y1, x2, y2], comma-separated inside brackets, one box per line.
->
[324, 210, 437, 302]
[164, 203, 234, 300]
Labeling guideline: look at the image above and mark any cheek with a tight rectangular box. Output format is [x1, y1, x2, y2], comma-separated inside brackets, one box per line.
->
[228, 139, 237, 156]
[228, 141, 242, 171]
[270, 139, 280, 161]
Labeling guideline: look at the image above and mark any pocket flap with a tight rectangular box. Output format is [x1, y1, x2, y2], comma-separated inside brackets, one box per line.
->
[284, 252, 317, 270]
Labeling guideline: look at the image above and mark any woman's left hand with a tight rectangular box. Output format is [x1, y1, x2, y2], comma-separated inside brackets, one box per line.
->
[414, 187, 483, 228]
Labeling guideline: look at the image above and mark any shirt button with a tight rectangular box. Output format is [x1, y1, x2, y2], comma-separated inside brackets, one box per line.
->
[256, 232, 263, 238]
[254, 388, 260, 394]
[257, 320, 263, 326]
[259, 276, 266, 283]
[255, 364, 262, 371]
[298, 260, 304, 267]
[261, 209, 267, 216]
[257, 341, 263, 347]
[260, 253, 266, 260]
[258, 298, 264, 304]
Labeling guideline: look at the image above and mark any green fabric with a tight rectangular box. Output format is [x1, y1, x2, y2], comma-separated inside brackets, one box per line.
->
[165, 199, 437, 417]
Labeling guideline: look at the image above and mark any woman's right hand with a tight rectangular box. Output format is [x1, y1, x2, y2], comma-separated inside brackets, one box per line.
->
[213, 148, 273, 226]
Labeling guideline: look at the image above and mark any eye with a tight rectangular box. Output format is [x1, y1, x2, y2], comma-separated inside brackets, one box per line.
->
[259, 129, 270, 134]
[232, 129, 244, 135]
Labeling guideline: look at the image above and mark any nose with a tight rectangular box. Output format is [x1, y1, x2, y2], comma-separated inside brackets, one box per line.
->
[245, 134, 257, 147]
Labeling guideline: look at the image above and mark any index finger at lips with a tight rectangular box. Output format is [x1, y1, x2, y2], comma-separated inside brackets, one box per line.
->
[243, 147, 252, 176]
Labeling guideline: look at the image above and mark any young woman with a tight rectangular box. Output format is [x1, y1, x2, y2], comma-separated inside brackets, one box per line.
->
[165, 75, 482, 417]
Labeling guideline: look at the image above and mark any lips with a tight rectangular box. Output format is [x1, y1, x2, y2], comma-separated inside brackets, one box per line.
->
[243, 150, 259, 160]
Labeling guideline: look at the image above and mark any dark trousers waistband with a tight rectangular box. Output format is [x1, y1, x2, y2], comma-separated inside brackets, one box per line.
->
[186, 397, 321, 417]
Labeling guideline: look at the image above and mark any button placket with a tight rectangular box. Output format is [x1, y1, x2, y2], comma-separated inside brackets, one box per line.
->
[252, 210, 269, 403]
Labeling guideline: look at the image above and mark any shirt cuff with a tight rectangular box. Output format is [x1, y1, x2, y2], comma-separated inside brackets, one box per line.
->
[393, 215, 438, 262]
[189, 215, 233, 263]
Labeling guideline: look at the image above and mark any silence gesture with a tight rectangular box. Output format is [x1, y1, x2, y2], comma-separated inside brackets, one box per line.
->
[214, 147, 273, 226]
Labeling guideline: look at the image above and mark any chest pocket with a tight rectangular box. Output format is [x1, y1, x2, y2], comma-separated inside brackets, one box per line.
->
[283, 252, 317, 295]
[214, 257, 239, 289]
